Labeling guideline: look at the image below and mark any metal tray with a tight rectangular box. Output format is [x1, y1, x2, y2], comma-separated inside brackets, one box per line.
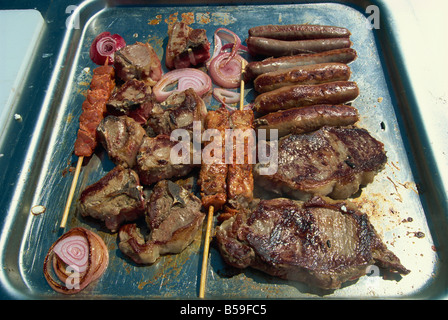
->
[0, 0, 446, 299]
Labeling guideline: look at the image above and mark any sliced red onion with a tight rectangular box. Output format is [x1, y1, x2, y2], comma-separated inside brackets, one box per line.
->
[53, 235, 89, 273]
[89, 32, 126, 65]
[213, 88, 240, 104]
[209, 52, 247, 88]
[153, 68, 212, 102]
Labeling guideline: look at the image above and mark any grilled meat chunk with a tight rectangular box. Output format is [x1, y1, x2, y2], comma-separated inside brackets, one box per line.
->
[79, 165, 145, 232]
[255, 104, 359, 139]
[198, 106, 230, 211]
[114, 42, 162, 86]
[215, 196, 409, 290]
[106, 79, 152, 115]
[254, 126, 387, 200]
[97, 115, 147, 168]
[119, 180, 204, 264]
[147, 88, 207, 137]
[226, 109, 255, 212]
[136, 135, 196, 185]
[166, 22, 211, 69]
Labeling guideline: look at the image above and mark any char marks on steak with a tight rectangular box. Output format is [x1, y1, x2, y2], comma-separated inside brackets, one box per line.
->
[215, 196, 409, 290]
[166, 22, 211, 70]
[254, 126, 387, 200]
[79, 165, 145, 232]
[118, 180, 204, 264]
[136, 134, 197, 185]
[114, 42, 162, 86]
[97, 115, 147, 168]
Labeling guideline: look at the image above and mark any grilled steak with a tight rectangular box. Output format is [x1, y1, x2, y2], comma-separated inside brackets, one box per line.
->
[254, 126, 387, 200]
[119, 180, 204, 264]
[166, 22, 211, 69]
[136, 135, 197, 185]
[79, 165, 145, 232]
[254, 104, 359, 139]
[97, 115, 146, 168]
[215, 196, 409, 290]
[114, 42, 162, 86]
[146, 88, 207, 137]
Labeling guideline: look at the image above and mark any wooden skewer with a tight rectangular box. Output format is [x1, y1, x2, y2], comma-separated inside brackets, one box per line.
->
[60, 155, 83, 229]
[198, 59, 247, 298]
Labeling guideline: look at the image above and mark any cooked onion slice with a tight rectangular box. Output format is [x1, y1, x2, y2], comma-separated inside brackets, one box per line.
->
[209, 53, 247, 88]
[43, 227, 109, 295]
[153, 68, 212, 102]
[89, 31, 126, 65]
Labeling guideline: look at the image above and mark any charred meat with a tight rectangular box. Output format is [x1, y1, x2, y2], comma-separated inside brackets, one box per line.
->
[166, 22, 211, 69]
[118, 180, 204, 264]
[136, 135, 197, 185]
[254, 126, 387, 200]
[146, 88, 207, 137]
[198, 106, 230, 211]
[114, 42, 162, 86]
[79, 165, 145, 233]
[97, 115, 147, 168]
[106, 79, 152, 115]
[216, 196, 409, 290]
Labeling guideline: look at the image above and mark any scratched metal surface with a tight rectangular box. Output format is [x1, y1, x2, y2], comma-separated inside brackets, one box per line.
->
[0, 1, 442, 299]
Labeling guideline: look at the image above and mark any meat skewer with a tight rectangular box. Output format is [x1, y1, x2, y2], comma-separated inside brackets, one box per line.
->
[60, 63, 115, 229]
[199, 60, 247, 298]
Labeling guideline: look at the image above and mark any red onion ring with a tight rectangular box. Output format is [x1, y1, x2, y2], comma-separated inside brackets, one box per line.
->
[153, 68, 212, 102]
[43, 227, 109, 294]
[89, 32, 126, 65]
[209, 52, 247, 89]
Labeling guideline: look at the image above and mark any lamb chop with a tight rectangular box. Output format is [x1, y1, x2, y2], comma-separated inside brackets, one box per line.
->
[97, 115, 147, 168]
[135, 134, 197, 185]
[215, 196, 409, 290]
[165, 22, 211, 69]
[119, 180, 204, 264]
[254, 126, 387, 200]
[79, 165, 145, 232]
[114, 42, 162, 86]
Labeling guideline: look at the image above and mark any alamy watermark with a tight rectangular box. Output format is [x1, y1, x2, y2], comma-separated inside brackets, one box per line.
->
[169, 121, 278, 175]
[66, 5, 80, 30]
[366, 5, 380, 30]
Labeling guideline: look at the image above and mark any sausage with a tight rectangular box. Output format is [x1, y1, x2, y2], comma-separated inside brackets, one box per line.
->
[249, 24, 351, 40]
[253, 81, 360, 114]
[254, 62, 351, 93]
[247, 36, 352, 58]
[244, 48, 357, 81]
[254, 104, 359, 139]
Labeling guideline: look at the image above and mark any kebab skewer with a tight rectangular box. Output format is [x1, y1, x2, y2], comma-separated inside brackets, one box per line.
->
[60, 64, 115, 229]
[198, 60, 250, 298]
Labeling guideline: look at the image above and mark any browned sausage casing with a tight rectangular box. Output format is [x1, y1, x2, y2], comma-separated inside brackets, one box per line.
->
[255, 104, 359, 139]
[254, 62, 351, 93]
[254, 81, 359, 114]
[247, 36, 352, 57]
[248, 24, 351, 40]
[244, 48, 357, 81]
